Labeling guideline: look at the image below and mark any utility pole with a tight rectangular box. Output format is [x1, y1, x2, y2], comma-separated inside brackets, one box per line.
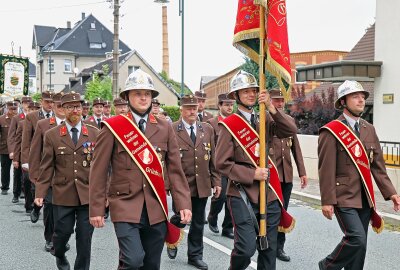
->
[179, 0, 184, 97]
[112, 0, 120, 98]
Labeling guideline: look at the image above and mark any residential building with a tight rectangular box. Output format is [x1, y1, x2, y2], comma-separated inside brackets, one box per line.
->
[32, 12, 130, 92]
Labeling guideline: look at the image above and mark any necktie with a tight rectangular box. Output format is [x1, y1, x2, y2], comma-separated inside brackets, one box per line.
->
[138, 119, 146, 133]
[250, 114, 257, 130]
[354, 122, 360, 137]
[71, 127, 78, 145]
[190, 126, 196, 144]
[46, 113, 50, 118]
[97, 118, 101, 128]
[198, 113, 203, 122]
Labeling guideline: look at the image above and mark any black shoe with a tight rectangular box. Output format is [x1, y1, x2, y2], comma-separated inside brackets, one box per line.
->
[12, 196, 19, 203]
[318, 260, 325, 270]
[65, 243, 70, 252]
[20, 193, 25, 199]
[1, 190, 7, 195]
[104, 209, 109, 220]
[30, 209, 40, 223]
[208, 223, 219, 234]
[25, 208, 33, 214]
[221, 230, 234, 239]
[45, 241, 53, 252]
[56, 255, 71, 270]
[167, 247, 177, 259]
[277, 249, 290, 262]
[188, 259, 208, 270]
[204, 220, 208, 224]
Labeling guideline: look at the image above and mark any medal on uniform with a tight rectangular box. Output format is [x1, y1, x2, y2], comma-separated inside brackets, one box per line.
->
[82, 160, 88, 167]
[83, 148, 88, 154]
[369, 148, 374, 163]
[204, 154, 209, 160]
[287, 137, 293, 147]
[87, 153, 92, 161]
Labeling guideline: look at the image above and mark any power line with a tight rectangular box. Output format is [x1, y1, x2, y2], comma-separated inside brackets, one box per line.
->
[0, 1, 108, 13]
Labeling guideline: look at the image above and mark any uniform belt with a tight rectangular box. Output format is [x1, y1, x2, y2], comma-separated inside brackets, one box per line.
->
[233, 181, 260, 235]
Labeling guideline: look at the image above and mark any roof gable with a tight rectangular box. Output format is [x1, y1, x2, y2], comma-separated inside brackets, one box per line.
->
[345, 24, 375, 61]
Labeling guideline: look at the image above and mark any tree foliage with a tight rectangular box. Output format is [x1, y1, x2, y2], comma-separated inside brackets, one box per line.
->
[161, 105, 180, 122]
[85, 65, 113, 101]
[240, 57, 279, 89]
[159, 71, 192, 98]
[289, 85, 340, 135]
[32, 93, 42, 102]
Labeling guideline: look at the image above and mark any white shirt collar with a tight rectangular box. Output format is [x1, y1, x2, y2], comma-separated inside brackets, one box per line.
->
[343, 113, 359, 130]
[238, 108, 254, 123]
[55, 116, 64, 125]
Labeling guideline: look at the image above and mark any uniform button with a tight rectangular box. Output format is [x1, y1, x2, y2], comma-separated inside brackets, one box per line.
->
[336, 183, 340, 186]
[74, 170, 77, 173]
[74, 161, 77, 164]
[195, 157, 198, 159]
[61, 151, 64, 154]
[75, 178, 77, 181]
[196, 165, 198, 168]
[196, 174, 198, 176]
[74, 152, 76, 155]
[283, 156, 285, 159]
[143, 184, 146, 188]
[282, 148, 284, 151]
[281, 140, 284, 143]
[117, 191, 120, 195]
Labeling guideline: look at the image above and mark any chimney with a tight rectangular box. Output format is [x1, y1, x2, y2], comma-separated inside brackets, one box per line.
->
[162, 5, 170, 77]
[67, 21, 71, 29]
[82, 12, 86, 20]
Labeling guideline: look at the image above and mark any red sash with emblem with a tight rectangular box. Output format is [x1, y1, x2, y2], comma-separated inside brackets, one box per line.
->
[102, 113, 183, 247]
[322, 120, 384, 233]
[220, 113, 295, 233]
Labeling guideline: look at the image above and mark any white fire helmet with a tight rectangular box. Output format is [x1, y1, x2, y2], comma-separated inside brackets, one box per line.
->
[334, 80, 369, 110]
[227, 70, 259, 99]
[120, 68, 159, 100]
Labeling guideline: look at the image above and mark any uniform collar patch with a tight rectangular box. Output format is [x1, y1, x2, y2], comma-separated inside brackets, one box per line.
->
[59, 125, 67, 136]
[149, 113, 157, 124]
[49, 117, 56, 125]
[82, 125, 88, 136]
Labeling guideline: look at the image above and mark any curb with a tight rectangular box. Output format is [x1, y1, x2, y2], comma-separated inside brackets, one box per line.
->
[292, 190, 400, 227]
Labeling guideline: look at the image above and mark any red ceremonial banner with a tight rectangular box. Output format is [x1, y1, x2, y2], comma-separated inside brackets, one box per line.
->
[233, 0, 291, 98]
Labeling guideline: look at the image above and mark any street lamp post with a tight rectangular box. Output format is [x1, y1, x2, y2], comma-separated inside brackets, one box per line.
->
[179, 0, 184, 97]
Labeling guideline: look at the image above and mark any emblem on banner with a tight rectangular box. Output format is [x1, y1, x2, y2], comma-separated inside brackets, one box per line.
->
[351, 144, 362, 158]
[139, 148, 153, 165]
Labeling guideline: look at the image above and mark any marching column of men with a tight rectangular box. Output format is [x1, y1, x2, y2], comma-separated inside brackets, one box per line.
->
[1, 73, 400, 270]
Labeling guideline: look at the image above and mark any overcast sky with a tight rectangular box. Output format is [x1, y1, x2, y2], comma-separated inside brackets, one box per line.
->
[0, 0, 376, 91]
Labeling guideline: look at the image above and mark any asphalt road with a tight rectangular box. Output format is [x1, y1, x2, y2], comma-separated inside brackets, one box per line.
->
[1, 189, 399, 270]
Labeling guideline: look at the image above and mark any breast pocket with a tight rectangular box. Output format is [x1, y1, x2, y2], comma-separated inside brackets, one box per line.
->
[335, 176, 351, 200]
[116, 143, 132, 169]
[108, 182, 131, 197]
[338, 145, 352, 165]
[56, 149, 72, 168]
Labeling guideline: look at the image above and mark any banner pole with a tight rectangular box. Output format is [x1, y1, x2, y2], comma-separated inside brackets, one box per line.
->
[257, 3, 268, 249]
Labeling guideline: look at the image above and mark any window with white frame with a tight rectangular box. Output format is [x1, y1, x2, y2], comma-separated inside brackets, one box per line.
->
[64, 60, 72, 72]
[48, 59, 54, 72]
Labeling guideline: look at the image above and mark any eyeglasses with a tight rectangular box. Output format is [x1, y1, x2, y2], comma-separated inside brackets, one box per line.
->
[64, 105, 82, 111]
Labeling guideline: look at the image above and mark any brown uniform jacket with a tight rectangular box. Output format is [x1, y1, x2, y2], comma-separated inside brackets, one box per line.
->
[318, 114, 397, 208]
[89, 114, 191, 225]
[207, 115, 222, 145]
[7, 113, 25, 155]
[0, 115, 12, 154]
[29, 117, 60, 181]
[215, 110, 297, 204]
[273, 115, 306, 182]
[21, 110, 51, 164]
[172, 120, 221, 198]
[13, 120, 25, 163]
[36, 122, 99, 206]
[199, 110, 213, 122]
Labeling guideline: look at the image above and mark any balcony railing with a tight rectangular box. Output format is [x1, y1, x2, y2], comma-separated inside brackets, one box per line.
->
[380, 141, 400, 167]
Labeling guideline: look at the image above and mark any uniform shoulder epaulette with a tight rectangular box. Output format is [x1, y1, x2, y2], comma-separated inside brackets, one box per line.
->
[85, 123, 100, 130]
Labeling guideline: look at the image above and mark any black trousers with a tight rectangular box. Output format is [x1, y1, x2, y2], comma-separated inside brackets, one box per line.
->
[0, 154, 12, 191]
[207, 176, 233, 233]
[12, 167, 22, 197]
[320, 206, 372, 270]
[188, 197, 208, 260]
[44, 187, 54, 242]
[22, 171, 34, 211]
[52, 204, 94, 270]
[277, 182, 293, 250]
[114, 205, 167, 270]
[228, 196, 280, 270]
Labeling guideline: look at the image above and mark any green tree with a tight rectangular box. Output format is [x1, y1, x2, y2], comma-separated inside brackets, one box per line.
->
[32, 93, 42, 102]
[161, 105, 180, 122]
[240, 57, 279, 90]
[159, 71, 192, 98]
[85, 65, 113, 101]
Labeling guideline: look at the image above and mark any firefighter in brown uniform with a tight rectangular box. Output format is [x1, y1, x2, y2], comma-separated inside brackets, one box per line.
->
[103, 100, 113, 118]
[13, 101, 41, 212]
[215, 70, 297, 270]
[29, 92, 66, 251]
[35, 92, 98, 270]
[194, 91, 213, 122]
[21, 91, 54, 211]
[269, 89, 308, 262]
[85, 97, 106, 128]
[318, 80, 400, 270]
[89, 69, 192, 270]
[0, 101, 18, 195]
[81, 100, 90, 121]
[8, 96, 32, 202]
[207, 93, 235, 239]
[113, 97, 128, 116]
[166, 95, 221, 269]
